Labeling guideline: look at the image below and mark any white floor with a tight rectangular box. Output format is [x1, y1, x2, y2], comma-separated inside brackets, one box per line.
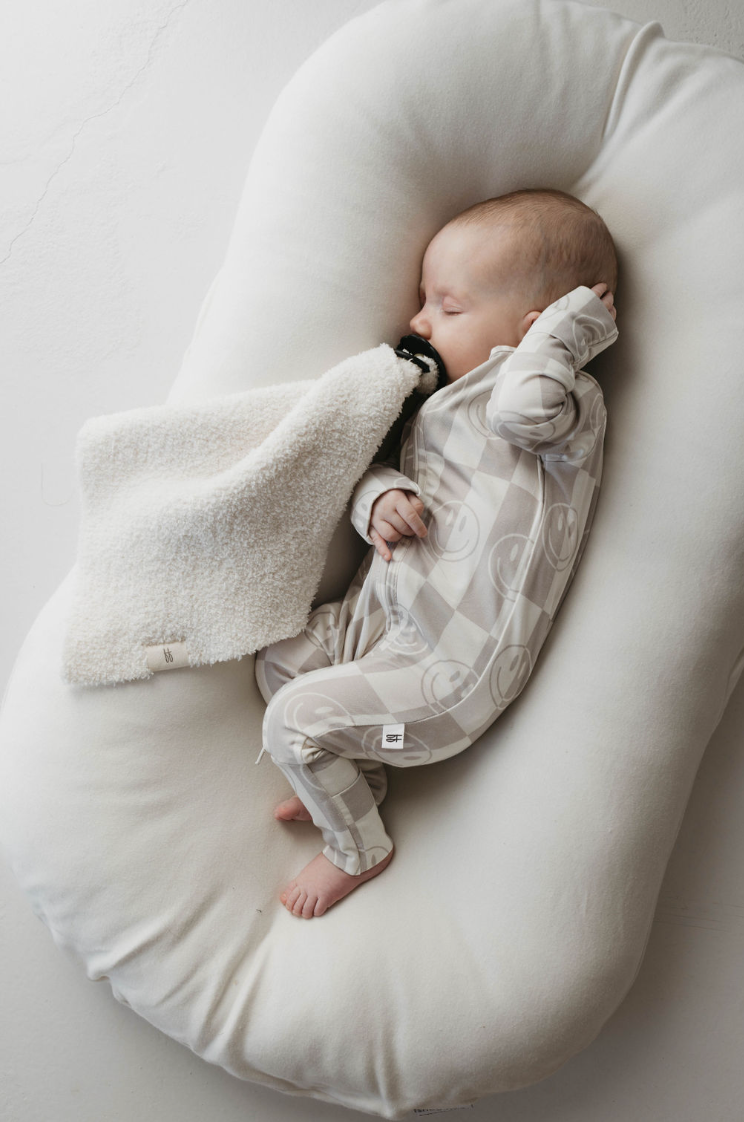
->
[2, 2, 743, 1119]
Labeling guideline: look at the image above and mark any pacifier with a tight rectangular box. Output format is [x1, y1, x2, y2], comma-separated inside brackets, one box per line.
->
[394, 334, 449, 392]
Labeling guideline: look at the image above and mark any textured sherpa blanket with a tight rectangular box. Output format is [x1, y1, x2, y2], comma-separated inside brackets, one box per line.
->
[61, 344, 437, 687]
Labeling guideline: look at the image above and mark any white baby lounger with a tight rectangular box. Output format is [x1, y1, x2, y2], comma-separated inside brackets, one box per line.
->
[2, 1, 744, 1118]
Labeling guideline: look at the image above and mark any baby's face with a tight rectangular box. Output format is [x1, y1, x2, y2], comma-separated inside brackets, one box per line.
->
[409, 222, 541, 382]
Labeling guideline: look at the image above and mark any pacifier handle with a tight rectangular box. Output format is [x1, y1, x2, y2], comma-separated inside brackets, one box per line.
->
[394, 334, 449, 391]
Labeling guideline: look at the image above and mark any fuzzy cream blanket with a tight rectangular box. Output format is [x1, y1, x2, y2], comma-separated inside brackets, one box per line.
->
[61, 345, 436, 687]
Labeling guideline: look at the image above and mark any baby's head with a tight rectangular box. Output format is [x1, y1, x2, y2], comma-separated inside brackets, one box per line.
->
[409, 188, 618, 382]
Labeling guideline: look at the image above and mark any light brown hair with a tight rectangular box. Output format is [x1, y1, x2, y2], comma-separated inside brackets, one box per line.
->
[445, 188, 618, 310]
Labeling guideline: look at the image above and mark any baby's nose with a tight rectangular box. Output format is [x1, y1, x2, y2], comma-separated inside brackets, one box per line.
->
[409, 310, 429, 336]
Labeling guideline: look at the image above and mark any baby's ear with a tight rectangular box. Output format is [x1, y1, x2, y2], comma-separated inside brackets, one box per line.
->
[520, 310, 542, 341]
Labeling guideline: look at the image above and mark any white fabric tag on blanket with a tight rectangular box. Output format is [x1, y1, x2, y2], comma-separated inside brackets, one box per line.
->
[145, 641, 190, 672]
[382, 723, 405, 748]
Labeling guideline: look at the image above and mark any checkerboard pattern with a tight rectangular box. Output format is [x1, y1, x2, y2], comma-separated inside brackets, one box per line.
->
[255, 286, 618, 875]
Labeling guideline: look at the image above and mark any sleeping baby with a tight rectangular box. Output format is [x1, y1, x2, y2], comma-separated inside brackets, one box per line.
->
[255, 186, 619, 918]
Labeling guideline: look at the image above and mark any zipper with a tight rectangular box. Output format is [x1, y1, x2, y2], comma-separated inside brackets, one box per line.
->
[378, 350, 510, 628]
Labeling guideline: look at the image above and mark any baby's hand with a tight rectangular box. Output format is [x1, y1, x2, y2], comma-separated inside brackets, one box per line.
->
[591, 282, 616, 322]
[369, 489, 427, 562]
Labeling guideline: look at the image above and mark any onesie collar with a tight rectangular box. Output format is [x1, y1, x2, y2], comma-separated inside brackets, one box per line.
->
[432, 346, 514, 400]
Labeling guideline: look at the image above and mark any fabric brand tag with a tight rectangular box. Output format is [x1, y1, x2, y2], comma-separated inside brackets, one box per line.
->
[382, 723, 405, 748]
[145, 640, 190, 672]
[413, 1108, 475, 1116]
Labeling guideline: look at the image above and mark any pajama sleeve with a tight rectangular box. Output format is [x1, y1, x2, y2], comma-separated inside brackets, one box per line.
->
[350, 417, 421, 545]
[486, 285, 618, 457]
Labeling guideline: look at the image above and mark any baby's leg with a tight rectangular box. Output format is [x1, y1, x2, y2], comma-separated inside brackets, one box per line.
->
[255, 629, 332, 705]
[262, 659, 405, 917]
[256, 597, 388, 808]
[264, 678, 394, 867]
[263, 630, 499, 918]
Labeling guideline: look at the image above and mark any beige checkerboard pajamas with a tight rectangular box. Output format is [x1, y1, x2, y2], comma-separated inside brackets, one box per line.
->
[255, 286, 618, 875]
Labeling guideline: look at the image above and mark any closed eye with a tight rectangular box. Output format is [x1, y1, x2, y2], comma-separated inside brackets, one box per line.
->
[418, 288, 461, 314]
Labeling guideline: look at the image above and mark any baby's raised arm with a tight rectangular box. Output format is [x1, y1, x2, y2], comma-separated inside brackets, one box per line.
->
[486, 283, 618, 457]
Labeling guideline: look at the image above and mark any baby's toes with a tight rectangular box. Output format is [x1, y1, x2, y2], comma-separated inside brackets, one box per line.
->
[300, 893, 320, 920]
[281, 882, 300, 909]
[312, 894, 329, 918]
[287, 888, 305, 915]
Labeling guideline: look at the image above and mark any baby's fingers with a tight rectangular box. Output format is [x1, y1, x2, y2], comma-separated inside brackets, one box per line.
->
[369, 528, 393, 562]
[400, 498, 427, 537]
[370, 524, 404, 562]
[591, 282, 617, 320]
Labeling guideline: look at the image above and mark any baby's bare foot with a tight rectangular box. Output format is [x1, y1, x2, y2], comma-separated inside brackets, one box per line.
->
[280, 847, 395, 918]
[274, 795, 313, 821]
